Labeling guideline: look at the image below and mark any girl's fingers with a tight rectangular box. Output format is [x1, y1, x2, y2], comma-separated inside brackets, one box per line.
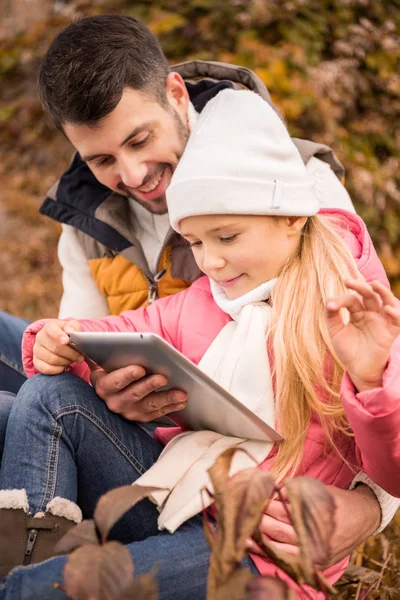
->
[344, 279, 381, 312]
[384, 305, 400, 327]
[326, 293, 364, 315]
[245, 537, 299, 557]
[259, 514, 296, 545]
[370, 280, 398, 309]
[35, 343, 83, 366]
[32, 357, 67, 375]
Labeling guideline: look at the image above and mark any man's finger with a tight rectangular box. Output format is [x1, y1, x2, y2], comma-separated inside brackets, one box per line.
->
[125, 401, 187, 423]
[133, 380, 185, 407]
[106, 388, 186, 416]
[91, 365, 148, 395]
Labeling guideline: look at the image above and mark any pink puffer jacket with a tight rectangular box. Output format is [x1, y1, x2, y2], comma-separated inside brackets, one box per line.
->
[22, 209, 400, 598]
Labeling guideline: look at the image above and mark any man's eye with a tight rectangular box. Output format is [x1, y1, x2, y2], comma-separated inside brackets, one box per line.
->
[130, 134, 150, 148]
[93, 156, 113, 168]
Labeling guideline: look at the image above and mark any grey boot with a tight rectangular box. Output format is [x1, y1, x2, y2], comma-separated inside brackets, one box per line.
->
[0, 490, 82, 578]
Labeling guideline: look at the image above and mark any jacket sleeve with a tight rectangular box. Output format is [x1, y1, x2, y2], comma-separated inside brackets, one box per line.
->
[342, 333, 400, 497]
[22, 289, 189, 382]
[57, 225, 110, 319]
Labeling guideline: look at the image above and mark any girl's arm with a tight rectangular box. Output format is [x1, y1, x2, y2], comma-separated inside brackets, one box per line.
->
[341, 334, 400, 497]
[22, 289, 189, 380]
[326, 279, 400, 496]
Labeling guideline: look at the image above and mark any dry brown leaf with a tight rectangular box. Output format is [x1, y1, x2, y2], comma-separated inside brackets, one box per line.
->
[245, 576, 298, 600]
[118, 572, 159, 600]
[341, 564, 381, 585]
[252, 531, 305, 586]
[206, 450, 276, 599]
[55, 520, 99, 554]
[94, 484, 161, 542]
[215, 568, 256, 600]
[223, 468, 276, 556]
[207, 447, 237, 494]
[285, 477, 336, 580]
[63, 542, 134, 600]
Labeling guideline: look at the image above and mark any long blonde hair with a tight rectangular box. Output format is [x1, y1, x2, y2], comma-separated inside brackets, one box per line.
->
[269, 213, 361, 481]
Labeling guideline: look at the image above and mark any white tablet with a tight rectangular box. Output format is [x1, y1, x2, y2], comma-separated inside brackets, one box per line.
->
[68, 331, 283, 443]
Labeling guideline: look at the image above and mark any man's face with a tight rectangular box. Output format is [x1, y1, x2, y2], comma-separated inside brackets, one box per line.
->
[64, 79, 190, 214]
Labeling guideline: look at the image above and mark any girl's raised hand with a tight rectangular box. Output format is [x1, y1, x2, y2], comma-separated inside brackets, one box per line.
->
[33, 319, 85, 375]
[326, 279, 400, 392]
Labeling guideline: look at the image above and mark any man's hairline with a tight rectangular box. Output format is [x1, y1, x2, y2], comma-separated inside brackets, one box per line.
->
[56, 83, 172, 135]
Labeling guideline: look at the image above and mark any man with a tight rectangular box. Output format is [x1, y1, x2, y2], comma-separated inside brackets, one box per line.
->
[0, 14, 397, 583]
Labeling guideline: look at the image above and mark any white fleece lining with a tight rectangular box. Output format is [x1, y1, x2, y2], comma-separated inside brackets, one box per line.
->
[46, 497, 82, 524]
[0, 489, 29, 513]
[350, 472, 400, 534]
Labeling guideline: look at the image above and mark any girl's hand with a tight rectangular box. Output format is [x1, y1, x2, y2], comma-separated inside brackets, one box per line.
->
[326, 279, 400, 392]
[33, 319, 84, 375]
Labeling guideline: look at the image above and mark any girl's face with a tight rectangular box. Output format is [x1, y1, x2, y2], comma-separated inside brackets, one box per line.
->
[180, 214, 305, 300]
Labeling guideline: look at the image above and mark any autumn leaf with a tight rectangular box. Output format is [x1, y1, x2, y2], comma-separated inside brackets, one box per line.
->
[215, 569, 256, 600]
[63, 542, 135, 600]
[206, 450, 276, 599]
[55, 520, 99, 555]
[94, 484, 161, 542]
[285, 477, 336, 575]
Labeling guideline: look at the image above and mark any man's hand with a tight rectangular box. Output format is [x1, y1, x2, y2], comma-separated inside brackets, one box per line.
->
[89, 362, 187, 422]
[246, 483, 381, 568]
[33, 319, 84, 375]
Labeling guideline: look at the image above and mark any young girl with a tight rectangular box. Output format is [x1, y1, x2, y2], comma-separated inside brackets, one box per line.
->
[0, 89, 399, 600]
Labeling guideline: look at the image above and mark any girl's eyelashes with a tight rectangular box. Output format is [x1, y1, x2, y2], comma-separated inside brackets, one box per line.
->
[220, 234, 238, 243]
[187, 234, 239, 248]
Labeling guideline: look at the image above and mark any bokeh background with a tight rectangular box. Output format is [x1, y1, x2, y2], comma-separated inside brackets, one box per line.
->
[0, 0, 399, 595]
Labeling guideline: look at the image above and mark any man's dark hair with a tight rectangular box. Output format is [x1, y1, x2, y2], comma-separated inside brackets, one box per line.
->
[38, 14, 170, 130]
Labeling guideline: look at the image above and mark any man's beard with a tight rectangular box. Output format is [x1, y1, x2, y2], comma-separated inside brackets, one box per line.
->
[119, 108, 190, 215]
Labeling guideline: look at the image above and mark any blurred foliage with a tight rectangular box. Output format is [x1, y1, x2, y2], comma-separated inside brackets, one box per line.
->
[0, 0, 399, 320]
[0, 0, 399, 595]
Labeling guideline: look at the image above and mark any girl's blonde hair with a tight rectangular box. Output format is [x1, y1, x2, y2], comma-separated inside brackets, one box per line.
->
[269, 213, 361, 482]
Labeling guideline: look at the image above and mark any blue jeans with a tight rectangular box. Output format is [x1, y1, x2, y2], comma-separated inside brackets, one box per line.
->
[0, 312, 30, 394]
[0, 373, 257, 598]
[0, 392, 14, 466]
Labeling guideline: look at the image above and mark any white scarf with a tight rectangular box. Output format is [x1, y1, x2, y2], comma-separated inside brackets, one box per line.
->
[133, 278, 278, 532]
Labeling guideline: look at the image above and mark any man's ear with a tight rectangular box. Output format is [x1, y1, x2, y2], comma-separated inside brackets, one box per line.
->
[166, 72, 190, 115]
[286, 216, 309, 236]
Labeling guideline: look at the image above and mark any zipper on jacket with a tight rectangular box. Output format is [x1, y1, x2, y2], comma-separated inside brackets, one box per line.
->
[147, 268, 167, 304]
[23, 529, 38, 565]
[153, 228, 174, 276]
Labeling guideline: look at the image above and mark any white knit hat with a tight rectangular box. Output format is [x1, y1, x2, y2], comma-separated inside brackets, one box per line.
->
[167, 89, 319, 232]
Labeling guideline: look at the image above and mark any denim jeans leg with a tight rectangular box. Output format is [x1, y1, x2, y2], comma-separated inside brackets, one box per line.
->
[0, 515, 258, 600]
[0, 312, 30, 394]
[0, 372, 164, 541]
[0, 392, 15, 466]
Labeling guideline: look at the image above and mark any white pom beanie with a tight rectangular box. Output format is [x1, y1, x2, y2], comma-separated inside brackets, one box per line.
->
[167, 89, 319, 232]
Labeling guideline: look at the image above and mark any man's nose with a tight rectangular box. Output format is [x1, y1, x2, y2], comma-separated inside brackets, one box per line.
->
[118, 156, 147, 189]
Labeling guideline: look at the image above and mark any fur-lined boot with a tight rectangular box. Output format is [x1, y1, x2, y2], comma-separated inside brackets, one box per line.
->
[0, 489, 82, 578]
